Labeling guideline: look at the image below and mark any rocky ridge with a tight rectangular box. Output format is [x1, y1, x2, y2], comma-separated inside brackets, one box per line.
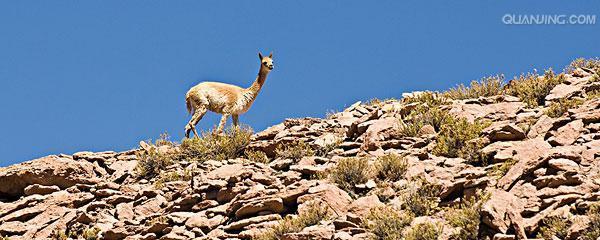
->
[1, 64, 600, 240]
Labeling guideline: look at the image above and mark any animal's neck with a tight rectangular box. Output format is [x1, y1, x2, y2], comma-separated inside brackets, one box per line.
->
[246, 68, 269, 97]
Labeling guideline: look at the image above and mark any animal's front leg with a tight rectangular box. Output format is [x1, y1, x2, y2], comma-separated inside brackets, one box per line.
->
[216, 114, 230, 133]
[232, 114, 239, 128]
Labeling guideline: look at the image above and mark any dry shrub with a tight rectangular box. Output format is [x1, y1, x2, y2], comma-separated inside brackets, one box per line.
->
[504, 69, 565, 107]
[135, 134, 176, 179]
[583, 204, 600, 240]
[255, 201, 331, 240]
[445, 193, 489, 240]
[275, 140, 314, 160]
[154, 169, 192, 188]
[329, 157, 372, 193]
[443, 75, 505, 100]
[179, 126, 253, 161]
[404, 222, 443, 240]
[432, 117, 490, 164]
[545, 98, 584, 118]
[489, 159, 517, 179]
[399, 91, 451, 137]
[403, 178, 442, 216]
[374, 154, 407, 182]
[244, 150, 270, 163]
[537, 216, 571, 240]
[566, 57, 600, 73]
[362, 206, 414, 240]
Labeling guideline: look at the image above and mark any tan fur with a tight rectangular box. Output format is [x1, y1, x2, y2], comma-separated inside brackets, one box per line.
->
[185, 52, 274, 137]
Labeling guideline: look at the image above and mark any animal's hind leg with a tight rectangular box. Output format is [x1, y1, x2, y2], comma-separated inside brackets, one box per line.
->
[185, 106, 207, 138]
[232, 114, 239, 128]
[216, 113, 230, 133]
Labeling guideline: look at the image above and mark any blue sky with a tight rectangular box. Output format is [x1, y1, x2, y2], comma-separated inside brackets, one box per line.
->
[0, 1, 598, 166]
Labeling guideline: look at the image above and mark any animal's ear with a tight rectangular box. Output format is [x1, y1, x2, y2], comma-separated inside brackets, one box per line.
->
[258, 52, 263, 60]
[268, 52, 273, 58]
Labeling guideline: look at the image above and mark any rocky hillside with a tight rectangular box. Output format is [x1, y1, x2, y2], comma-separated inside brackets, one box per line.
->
[1, 59, 600, 240]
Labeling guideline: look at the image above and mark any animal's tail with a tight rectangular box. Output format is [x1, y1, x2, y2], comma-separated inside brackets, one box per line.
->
[185, 93, 194, 115]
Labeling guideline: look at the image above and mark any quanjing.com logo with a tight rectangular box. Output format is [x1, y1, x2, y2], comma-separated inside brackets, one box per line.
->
[503, 14, 596, 25]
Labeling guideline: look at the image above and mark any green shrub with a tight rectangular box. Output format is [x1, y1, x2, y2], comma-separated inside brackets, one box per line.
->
[404, 179, 442, 216]
[583, 204, 600, 240]
[179, 126, 253, 161]
[432, 117, 489, 163]
[329, 157, 372, 193]
[375, 154, 407, 182]
[536, 216, 570, 240]
[363, 206, 414, 240]
[445, 193, 489, 240]
[444, 75, 505, 100]
[275, 140, 314, 160]
[504, 69, 565, 107]
[244, 150, 270, 163]
[404, 222, 443, 240]
[546, 98, 584, 118]
[255, 201, 331, 240]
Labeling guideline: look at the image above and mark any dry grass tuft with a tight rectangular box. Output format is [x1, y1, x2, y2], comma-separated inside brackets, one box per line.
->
[362, 206, 414, 240]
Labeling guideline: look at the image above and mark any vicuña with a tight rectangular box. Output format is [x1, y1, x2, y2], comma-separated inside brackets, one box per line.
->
[184, 52, 274, 137]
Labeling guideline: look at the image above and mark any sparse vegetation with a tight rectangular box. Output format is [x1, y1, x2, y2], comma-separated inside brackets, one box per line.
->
[403, 178, 442, 216]
[443, 75, 505, 100]
[82, 227, 101, 240]
[154, 169, 192, 188]
[315, 139, 342, 157]
[404, 222, 443, 240]
[566, 57, 600, 73]
[432, 116, 490, 164]
[362, 206, 414, 240]
[329, 157, 372, 193]
[135, 134, 175, 179]
[255, 201, 331, 240]
[504, 69, 565, 107]
[374, 154, 407, 182]
[489, 159, 517, 179]
[402, 91, 447, 106]
[244, 150, 270, 163]
[179, 126, 253, 161]
[536, 216, 571, 240]
[275, 140, 314, 160]
[587, 90, 600, 99]
[399, 91, 451, 137]
[583, 204, 600, 240]
[545, 98, 584, 118]
[445, 193, 489, 240]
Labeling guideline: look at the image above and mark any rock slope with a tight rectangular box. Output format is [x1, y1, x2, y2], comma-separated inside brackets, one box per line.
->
[1, 65, 599, 240]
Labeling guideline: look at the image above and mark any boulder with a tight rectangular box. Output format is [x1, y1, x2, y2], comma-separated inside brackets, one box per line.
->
[483, 122, 526, 142]
[23, 184, 61, 196]
[548, 120, 584, 146]
[0, 155, 98, 198]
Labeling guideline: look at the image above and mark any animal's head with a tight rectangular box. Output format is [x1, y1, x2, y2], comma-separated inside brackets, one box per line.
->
[258, 52, 274, 71]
